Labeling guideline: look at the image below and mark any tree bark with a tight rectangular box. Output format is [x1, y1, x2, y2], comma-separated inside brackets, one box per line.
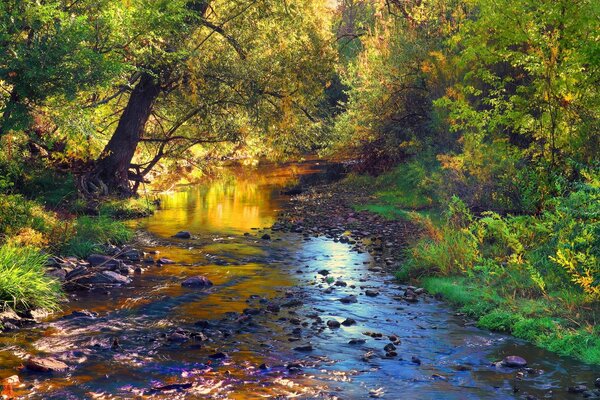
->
[93, 71, 161, 196]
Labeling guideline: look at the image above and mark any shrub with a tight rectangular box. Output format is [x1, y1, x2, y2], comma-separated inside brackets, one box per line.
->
[478, 310, 523, 333]
[98, 197, 156, 219]
[0, 245, 62, 312]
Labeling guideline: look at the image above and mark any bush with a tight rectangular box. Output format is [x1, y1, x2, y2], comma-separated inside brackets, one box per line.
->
[0, 245, 62, 312]
[0, 194, 59, 241]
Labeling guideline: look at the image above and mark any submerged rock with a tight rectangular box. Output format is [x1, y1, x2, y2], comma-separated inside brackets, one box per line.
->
[339, 295, 358, 304]
[501, 355, 527, 368]
[181, 276, 213, 288]
[26, 357, 69, 372]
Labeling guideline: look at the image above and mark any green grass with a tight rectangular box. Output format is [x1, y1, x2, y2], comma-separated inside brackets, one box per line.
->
[345, 157, 443, 224]
[0, 245, 63, 312]
[98, 197, 156, 219]
[422, 276, 600, 364]
[61, 216, 133, 258]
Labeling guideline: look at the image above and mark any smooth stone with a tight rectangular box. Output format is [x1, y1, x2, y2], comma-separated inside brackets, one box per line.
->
[365, 289, 379, 297]
[327, 320, 341, 328]
[502, 355, 527, 368]
[181, 276, 213, 288]
[157, 258, 175, 265]
[341, 318, 357, 326]
[293, 344, 313, 352]
[339, 295, 358, 304]
[26, 357, 69, 372]
[173, 231, 191, 239]
[261, 233, 271, 240]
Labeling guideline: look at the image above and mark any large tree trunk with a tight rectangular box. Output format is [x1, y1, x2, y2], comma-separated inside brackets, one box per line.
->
[92, 72, 161, 196]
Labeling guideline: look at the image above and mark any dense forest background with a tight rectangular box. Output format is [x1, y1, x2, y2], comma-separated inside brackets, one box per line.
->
[0, 0, 598, 363]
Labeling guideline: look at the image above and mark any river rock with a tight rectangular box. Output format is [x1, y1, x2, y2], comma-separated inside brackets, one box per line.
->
[87, 254, 121, 269]
[568, 385, 588, 394]
[342, 318, 357, 326]
[327, 320, 341, 328]
[294, 344, 313, 352]
[65, 265, 88, 281]
[157, 258, 175, 265]
[365, 289, 379, 297]
[502, 355, 527, 368]
[595, 378, 600, 388]
[121, 249, 142, 262]
[85, 271, 131, 285]
[173, 231, 192, 239]
[46, 268, 67, 281]
[181, 276, 213, 288]
[26, 357, 69, 372]
[339, 295, 358, 304]
[261, 233, 271, 240]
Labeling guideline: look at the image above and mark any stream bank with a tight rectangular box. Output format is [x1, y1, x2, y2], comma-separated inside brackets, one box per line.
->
[0, 161, 598, 399]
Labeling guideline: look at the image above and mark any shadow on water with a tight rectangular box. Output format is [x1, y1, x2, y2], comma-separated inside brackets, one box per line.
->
[0, 160, 597, 399]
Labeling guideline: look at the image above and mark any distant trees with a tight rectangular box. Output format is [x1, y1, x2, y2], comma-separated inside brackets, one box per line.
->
[333, 0, 599, 211]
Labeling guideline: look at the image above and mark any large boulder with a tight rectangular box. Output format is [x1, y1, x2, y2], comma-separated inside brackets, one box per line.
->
[181, 276, 213, 288]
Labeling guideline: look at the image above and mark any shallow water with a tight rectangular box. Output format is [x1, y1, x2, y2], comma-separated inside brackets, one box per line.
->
[0, 161, 597, 399]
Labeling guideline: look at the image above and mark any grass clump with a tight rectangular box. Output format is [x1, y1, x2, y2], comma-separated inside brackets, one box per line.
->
[61, 216, 132, 258]
[98, 197, 156, 219]
[0, 245, 62, 312]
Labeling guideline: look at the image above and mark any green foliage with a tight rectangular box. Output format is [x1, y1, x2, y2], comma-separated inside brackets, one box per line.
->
[0, 194, 59, 242]
[61, 216, 132, 258]
[0, 245, 62, 312]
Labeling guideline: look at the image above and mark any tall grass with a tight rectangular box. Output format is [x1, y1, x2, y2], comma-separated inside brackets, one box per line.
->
[0, 245, 62, 312]
[61, 216, 132, 258]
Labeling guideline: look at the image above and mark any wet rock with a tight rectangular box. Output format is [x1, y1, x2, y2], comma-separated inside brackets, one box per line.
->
[258, 363, 269, 370]
[69, 310, 97, 319]
[568, 385, 588, 394]
[146, 383, 193, 394]
[339, 295, 358, 304]
[46, 268, 67, 281]
[293, 344, 313, 352]
[388, 335, 400, 344]
[87, 271, 131, 285]
[365, 289, 379, 297]
[181, 276, 213, 288]
[334, 280, 347, 287]
[157, 258, 175, 265]
[282, 299, 303, 308]
[168, 332, 189, 343]
[65, 265, 88, 281]
[194, 320, 211, 329]
[121, 249, 142, 262]
[243, 308, 261, 316]
[348, 338, 366, 345]
[383, 343, 396, 352]
[342, 318, 357, 326]
[26, 357, 69, 372]
[411, 356, 422, 365]
[327, 320, 341, 328]
[87, 254, 121, 269]
[209, 352, 228, 359]
[173, 231, 192, 239]
[261, 233, 271, 240]
[318, 269, 330, 276]
[502, 355, 527, 368]
[595, 378, 600, 389]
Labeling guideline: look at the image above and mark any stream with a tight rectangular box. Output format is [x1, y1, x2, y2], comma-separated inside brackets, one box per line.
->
[0, 161, 597, 399]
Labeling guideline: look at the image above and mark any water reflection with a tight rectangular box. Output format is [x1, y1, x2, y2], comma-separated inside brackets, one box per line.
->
[0, 161, 597, 399]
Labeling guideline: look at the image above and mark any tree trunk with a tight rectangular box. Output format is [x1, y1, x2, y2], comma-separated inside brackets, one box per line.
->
[93, 72, 161, 196]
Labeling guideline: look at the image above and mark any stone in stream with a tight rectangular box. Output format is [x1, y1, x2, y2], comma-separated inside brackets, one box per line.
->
[317, 269, 330, 276]
[26, 357, 69, 372]
[365, 289, 379, 297]
[501, 355, 527, 368]
[567, 385, 588, 394]
[342, 318, 357, 326]
[596, 378, 600, 388]
[261, 233, 271, 240]
[87, 254, 121, 269]
[339, 295, 358, 304]
[327, 320, 341, 328]
[293, 344, 313, 352]
[78, 271, 131, 285]
[181, 276, 213, 288]
[209, 352, 228, 359]
[384, 343, 396, 352]
[173, 231, 192, 239]
[157, 258, 175, 265]
[348, 338, 366, 345]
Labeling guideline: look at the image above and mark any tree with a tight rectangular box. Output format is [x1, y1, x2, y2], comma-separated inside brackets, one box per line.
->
[79, 0, 336, 196]
[0, 0, 121, 136]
